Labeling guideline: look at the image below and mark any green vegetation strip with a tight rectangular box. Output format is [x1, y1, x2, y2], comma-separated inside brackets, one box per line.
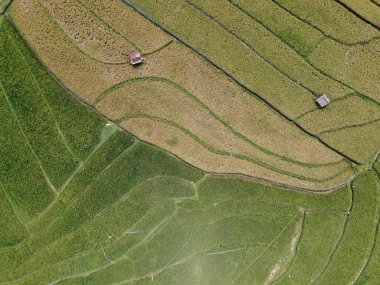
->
[1, 10, 379, 285]
[0, 17, 104, 222]
[354, 162, 380, 284]
[314, 171, 380, 284]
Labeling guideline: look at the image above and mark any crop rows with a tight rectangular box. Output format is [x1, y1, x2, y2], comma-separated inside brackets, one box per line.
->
[10, 0, 371, 190]
[1, 1, 380, 284]
[122, 0, 379, 162]
[96, 77, 351, 181]
[273, 0, 380, 44]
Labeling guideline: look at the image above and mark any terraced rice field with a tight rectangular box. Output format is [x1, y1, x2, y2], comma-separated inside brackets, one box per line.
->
[0, 0, 379, 284]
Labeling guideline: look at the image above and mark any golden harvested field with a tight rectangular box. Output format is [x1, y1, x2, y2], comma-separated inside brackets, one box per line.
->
[320, 120, 380, 163]
[187, 0, 352, 99]
[275, 0, 380, 43]
[40, 0, 135, 64]
[96, 78, 352, 185]
[121, 118, 354, 190]
[297, 94, 380, 134]
[308, 38, 380, 103]
[9, 0, 380, 190]
[79, 0, 171, 54]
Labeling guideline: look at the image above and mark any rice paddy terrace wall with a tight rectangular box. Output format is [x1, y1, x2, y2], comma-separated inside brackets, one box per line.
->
[1, 8, 380, 284]
[9, 0, 380, 191]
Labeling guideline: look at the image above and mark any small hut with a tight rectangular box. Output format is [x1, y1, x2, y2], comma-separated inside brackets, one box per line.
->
[130, 51, 144, 66]
[316, 94, 330, 108]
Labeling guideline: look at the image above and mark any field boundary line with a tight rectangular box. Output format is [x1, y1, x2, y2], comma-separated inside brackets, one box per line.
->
[121, 0, 362, 165]
[9, 144, 142, 279]
[0, 0, 13, 16]
[332, 0, 380, 30]
[295, 92, 380, 121]
[96, 76, 344, 168]
[0, 181, 31, 239]
[74, 0, 140, 52]
[185, 0, 317, 98]
[270, 0, 380, 45]
[266, 209, 305, 284]
[230, 209, 302, 284]
[58, 124, 118, 193]
[120, 114, 352, 183]
[229, 0, 380, 106]
[371, 0, 380, 8]
[26, 129, 120, 228]
[142, 40, 174, 57]
[27, 140, 139, 240]
[311, 180, 354, 283]
[5, 184, 350, 283]
[6, 16, 357, 193]
[14, 188, 189, 284]
[317, 117, 380, 136]
[0, 81, 57, 194]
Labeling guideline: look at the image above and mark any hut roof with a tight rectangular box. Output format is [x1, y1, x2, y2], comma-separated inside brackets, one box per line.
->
[316, 94, 330, 108]
[130, 51, 143, 65]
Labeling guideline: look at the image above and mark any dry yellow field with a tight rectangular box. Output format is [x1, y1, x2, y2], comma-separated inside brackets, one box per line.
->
[297, 94, 380, 134]
[121, 118, 354, 190]
[308, 38, 380, 103]
[10, 0, 377, 190]
[96, 78, 352, 183]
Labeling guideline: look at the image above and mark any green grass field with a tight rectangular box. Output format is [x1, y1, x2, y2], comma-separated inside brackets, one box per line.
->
[0, 0, 379, 284]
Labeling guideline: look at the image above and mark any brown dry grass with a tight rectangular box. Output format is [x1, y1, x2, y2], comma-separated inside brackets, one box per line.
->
[10, 0, 135, 101]
[308, 39, 380, 103]
[320, 120, 380, 164]
[96, 79, 350, 181]
[79, 0, 171, 54]
[121, 118, 354, 190]
[40, 0, 134, 64]
[297, 95, 380, 134]
[134, 43, 343, 165]
[10, 0, 355, 189]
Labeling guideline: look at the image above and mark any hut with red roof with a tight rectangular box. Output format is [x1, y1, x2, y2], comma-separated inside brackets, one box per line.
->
[130, 51, 144, 66]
